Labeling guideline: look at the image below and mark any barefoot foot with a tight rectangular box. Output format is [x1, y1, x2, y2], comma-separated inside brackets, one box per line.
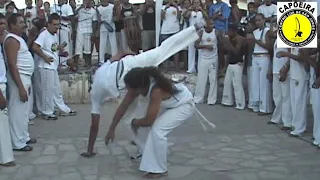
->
[80, 152, 96, 158]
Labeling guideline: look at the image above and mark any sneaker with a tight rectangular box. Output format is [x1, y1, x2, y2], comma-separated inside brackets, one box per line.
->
[59, 110, 77, 116]
[43, 114, 58, 120]
[313, 140, 319, 146]
[28, 121, 35, 125]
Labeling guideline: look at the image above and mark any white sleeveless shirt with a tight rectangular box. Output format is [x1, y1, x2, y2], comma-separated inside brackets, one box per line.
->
[139, 80, 193, 109]
[0, 44, 6, 83]
[253, 27, 269, 53]
[198, 29, 218, 59]
[4, 33, 34, 76]
[273, 39, 289, 74]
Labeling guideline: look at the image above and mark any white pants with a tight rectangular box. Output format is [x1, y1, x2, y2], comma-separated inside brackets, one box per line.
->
[135, 103, 195, 173]
[247, 66, 254, 109]
[90, 26, 199, 114]
[75, 32, 92, 56]
[187, 43, 196, 73]
[311, 87, 320, 143]
[290, 78, 308, 135]
[7, 74, 31, 149]
[58, 27, 71, 65]
[27, 84, 35, 119]
[0, 84, 14, 164]
[38, 68, 71, 115]
[33, 68, 42, 113]
[99, 30, 118, 63]
[222, 63, 245, 109]
[271, 74, 292, 127]
[194, 56, 218, 104]
[252, 56, 272, 113]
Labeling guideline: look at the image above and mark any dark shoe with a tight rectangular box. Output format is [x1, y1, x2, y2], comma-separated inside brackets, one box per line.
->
[267, 121, 277, 125]
[0, 161, 16, 167]
[281, 126, 292, 131]
[80, 152, 96, 158]
[13, 145, 33, 151]
[43, 114, 58, 120]
[60, 110, 77, 116]
[27, 138, 37, 144]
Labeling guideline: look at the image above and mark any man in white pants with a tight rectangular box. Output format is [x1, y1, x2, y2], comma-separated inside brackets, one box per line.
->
[32, 13, 76, 120]
[51, 0, 74, 66]
[97, 0, 118, 64]
[277, 48, 309, 136]
[80, 25, 200, 157]
[75, 0, 98, 67]
[0, 13, 15, 166]
[193, 19, 218, 105]
[221, 24, 246, 109]
[4, 13, 36, 151]
[268, 27, 292, 130]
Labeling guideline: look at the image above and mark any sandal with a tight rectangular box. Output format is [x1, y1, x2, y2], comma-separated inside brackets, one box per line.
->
[80, 152, 96, 158]
[13, 145, 33, 151]
[27, 138, 37, 144]
[0, 161, 16, 167]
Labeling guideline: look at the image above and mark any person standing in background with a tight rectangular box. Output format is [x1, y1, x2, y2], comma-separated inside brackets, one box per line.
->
[139, 0, 155, 51]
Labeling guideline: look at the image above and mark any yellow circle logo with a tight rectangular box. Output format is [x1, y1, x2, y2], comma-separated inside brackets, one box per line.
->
[278, 9, 317, 47]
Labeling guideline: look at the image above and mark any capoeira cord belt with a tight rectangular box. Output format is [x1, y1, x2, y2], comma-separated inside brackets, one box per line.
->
[193, 104, 216, 132]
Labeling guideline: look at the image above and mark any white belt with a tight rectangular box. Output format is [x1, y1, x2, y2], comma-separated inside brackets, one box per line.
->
[189, 101, 216, 132]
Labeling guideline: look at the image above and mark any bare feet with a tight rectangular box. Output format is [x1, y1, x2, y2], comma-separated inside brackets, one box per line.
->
[143, 172, 168, 179]
[0, 161, 16, 167]
[80, 152, 97, 158]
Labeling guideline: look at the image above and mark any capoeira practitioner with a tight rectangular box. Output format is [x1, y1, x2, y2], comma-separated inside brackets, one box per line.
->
[267, 25, 292, 130]
[193, 19, 218, 105]
[277, 48, 309, 136]
[97, 0, 117, 64]
[105, 67, 196, 178]
[0, 13, 15, 167]
[81, 25, 203, 157]
[51, 0, 74, 66]
[246, 13, 272, 115]
[74, 0, 98, 67]
[4, 14, 36, 151]
[24, 0, 37, 35]
[221, 24, 246, 110]
[32, 13, 77, 120]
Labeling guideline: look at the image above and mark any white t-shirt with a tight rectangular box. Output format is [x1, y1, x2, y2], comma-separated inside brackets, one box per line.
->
[273, 40, 289, 74]
[0, 7, 6, 15]
[51, 4, 74, 26]
[0, 44, 6, 83]
[77, 8, 98, 34]
[4, 33, 34, 76]
[253, 27, 269, 53]
[34, 29, 59, 70]
[198, 29, 218, 60]
[189, 11, 205, 28]
[161, 6, 180, 34]
[289, 48, 309, 81]
[97, 4, 115, 32]
[258, 4, 277, 27]
[24, 7, 37, 31]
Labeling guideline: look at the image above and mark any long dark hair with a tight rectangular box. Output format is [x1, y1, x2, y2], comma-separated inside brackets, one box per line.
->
[124, 67, 179, 95]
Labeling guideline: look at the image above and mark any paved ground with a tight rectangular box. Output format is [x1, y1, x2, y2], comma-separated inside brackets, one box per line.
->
[1, 103, 320, 180]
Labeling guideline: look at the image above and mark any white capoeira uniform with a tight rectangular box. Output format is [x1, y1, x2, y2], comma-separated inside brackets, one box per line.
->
[51, 4, 74, 65]
[24, 6, 37, 35]
[310, 53, 320, 146]
[251, 27, 272, 113]
[221, 43, 246, 110]
[0, 44, 14, 164]
[4, 33, 34, 149]
[97, 4, 118, 63]
[289, 48, 309, 136]
[75, 7, 97, 58]
[132, 81, 195, 173]
[193, 28, 218, 105]
[187, 10, 205, 73]
[35, 29, 72, 116]
[90, 26, 199, 114]
[270, 40, 292, 127]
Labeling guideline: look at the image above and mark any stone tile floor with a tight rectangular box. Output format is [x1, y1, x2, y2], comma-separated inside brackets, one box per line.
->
[1, 104, 320, 180]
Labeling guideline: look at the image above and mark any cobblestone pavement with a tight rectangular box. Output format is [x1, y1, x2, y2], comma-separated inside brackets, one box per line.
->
[1, 104, 320, 180]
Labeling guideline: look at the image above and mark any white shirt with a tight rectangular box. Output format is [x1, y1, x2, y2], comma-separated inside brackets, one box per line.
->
[24, 7, 37, 31]
[258, 4, 277, 27]
[0, 7, 6, 15]
[77, 7, 98, 34]
[189, 11, 205, 28]
[51, 4, 74, 26]
[161, 6, 180, 34]
[4, 33, 34, 76]
[273, 40, 289, 74]
[198, 29, 218, 60]
[97, 4, 115, 32]
[34, 30, 59, 70]
[289, 48, 309, 81]
[253, 27, 269, 53]
[0, 44, 6, 83]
